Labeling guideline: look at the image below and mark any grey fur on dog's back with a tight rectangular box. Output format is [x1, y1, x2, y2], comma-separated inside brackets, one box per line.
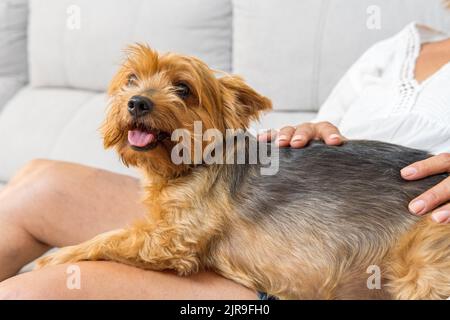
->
[229, 140, 447, 264]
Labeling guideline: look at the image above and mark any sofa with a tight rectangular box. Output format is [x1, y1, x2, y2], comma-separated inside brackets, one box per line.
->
[0, 0, 449, 190]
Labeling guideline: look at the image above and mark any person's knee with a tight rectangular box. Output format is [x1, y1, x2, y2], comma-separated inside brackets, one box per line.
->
[2, 160, 71, 221]
[24, 158, 55, 170]
[10, 159, 56, 181]
[7, 159, 66, 193]
[16, 159, 83, 196]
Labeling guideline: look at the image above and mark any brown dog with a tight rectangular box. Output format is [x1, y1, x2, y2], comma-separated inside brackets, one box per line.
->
[37, 45, 450, 299]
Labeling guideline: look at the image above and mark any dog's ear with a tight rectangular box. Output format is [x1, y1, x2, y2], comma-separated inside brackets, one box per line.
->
[108, 66, 128, 96]
[219, 75, 272, 129]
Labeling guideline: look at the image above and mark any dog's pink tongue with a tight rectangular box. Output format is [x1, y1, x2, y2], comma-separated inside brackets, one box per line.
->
[128, 130, 156, 147]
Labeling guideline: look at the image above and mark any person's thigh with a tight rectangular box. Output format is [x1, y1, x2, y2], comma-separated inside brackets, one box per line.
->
[1, 159, 146, 247]
[0, 262, 257, 300]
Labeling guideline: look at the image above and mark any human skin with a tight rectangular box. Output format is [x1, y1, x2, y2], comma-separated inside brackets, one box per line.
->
[0, 160, 257, 299]
[259, 38, 450, 224]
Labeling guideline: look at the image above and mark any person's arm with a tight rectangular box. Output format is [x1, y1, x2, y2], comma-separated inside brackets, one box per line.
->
[315, 34, 398, 125]
[259, 36, 398, 147]
[401, 154, 450, 224]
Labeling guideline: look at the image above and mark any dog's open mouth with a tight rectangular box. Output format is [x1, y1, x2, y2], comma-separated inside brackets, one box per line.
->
[128, 128, 170, 151]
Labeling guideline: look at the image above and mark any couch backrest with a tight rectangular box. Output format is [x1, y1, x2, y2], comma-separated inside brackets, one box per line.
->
[233, 0, 450, 111]
[28, 0, 232, 92]
[0, 0, 28, 108]
[27, 0, 450, 111]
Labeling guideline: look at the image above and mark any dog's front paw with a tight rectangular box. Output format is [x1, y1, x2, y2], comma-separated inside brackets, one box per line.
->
[35, 247, 87, 270]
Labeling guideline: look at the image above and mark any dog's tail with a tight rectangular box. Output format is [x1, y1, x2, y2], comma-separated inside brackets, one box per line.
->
[385, 218, 450, 300]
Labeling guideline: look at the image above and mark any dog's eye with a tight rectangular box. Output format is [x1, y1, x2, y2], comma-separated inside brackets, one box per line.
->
[175, 83, 190, 99]
[127, 74, 138, 87]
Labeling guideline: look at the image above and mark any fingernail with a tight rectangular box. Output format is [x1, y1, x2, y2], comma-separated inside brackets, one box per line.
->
[401, 167, 418, 177]
[329, 134, 340, 141]
[409, 200, 426, 215]
[291, 135, 304, 142]
[432, 211, 450, 223]
[276, 135, 288, 145]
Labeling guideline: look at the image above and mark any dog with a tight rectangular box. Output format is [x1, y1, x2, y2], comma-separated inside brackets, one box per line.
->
[37, 45, 450, 299]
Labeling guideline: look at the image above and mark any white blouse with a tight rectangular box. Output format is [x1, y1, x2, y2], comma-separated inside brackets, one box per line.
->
[315, 22, 450, 154]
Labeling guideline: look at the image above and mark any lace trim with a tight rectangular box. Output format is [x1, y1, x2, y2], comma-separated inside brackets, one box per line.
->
[392, 23, 421, 114]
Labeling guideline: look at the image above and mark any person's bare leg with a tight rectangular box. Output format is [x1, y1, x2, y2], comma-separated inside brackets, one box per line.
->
[0, 262, 256, 300]
[0, 159, 145, 280]
[0, 159, 257, 299]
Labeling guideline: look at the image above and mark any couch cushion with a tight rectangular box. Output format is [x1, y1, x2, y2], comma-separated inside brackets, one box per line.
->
[29, 0, 232, 92]
[0, 77, 25, 112]
[233, 0, 450, 111]
[0, 0, 28, 109]
[0, 87, 136, 181]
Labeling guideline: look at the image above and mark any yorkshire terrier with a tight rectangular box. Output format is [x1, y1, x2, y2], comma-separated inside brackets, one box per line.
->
[37, 45, 450, 300]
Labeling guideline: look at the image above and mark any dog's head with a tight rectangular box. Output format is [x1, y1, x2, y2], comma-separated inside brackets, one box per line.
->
[102, 44, 272, 178]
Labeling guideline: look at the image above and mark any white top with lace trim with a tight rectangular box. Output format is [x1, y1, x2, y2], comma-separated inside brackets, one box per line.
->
[315, 22, 450, 154]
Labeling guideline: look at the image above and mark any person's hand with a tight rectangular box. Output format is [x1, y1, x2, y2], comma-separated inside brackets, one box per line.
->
[401, 153, 450, 224]
[258, 121, 346, 148]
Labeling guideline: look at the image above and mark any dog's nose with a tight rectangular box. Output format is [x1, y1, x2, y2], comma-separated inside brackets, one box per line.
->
[128, 95, 153, 118]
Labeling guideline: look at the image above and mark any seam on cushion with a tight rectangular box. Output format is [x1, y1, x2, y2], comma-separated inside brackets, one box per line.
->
[310, 0, 330, 111]
[48, 92, 98, 156]
[229, 0, 234, 73]
[0, 77, 26, 112]
[63, 35, 69, 86]
[63, 3, 72, 87]
[3, 0, 28, 79]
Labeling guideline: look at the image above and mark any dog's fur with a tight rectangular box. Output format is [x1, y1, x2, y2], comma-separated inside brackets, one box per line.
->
[37, 45, 450, 299]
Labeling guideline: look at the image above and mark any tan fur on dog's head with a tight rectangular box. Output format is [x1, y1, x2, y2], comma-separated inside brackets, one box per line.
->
[102, 44, 272, 178]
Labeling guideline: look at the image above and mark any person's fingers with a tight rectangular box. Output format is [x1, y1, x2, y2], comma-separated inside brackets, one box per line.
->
[290, 123, 315, 148]
[276, 126, 296, 147]
[431, 203, 450, 224]
[257, 129, 277, 142]
[408, 176, 450, 215]
[401, 153, 450, 180]
[259, 121, 346, 148]
[314, 122, 345, 146]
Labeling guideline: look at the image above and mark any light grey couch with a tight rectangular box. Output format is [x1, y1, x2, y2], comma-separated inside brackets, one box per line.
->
[0, 0, 449, 190]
